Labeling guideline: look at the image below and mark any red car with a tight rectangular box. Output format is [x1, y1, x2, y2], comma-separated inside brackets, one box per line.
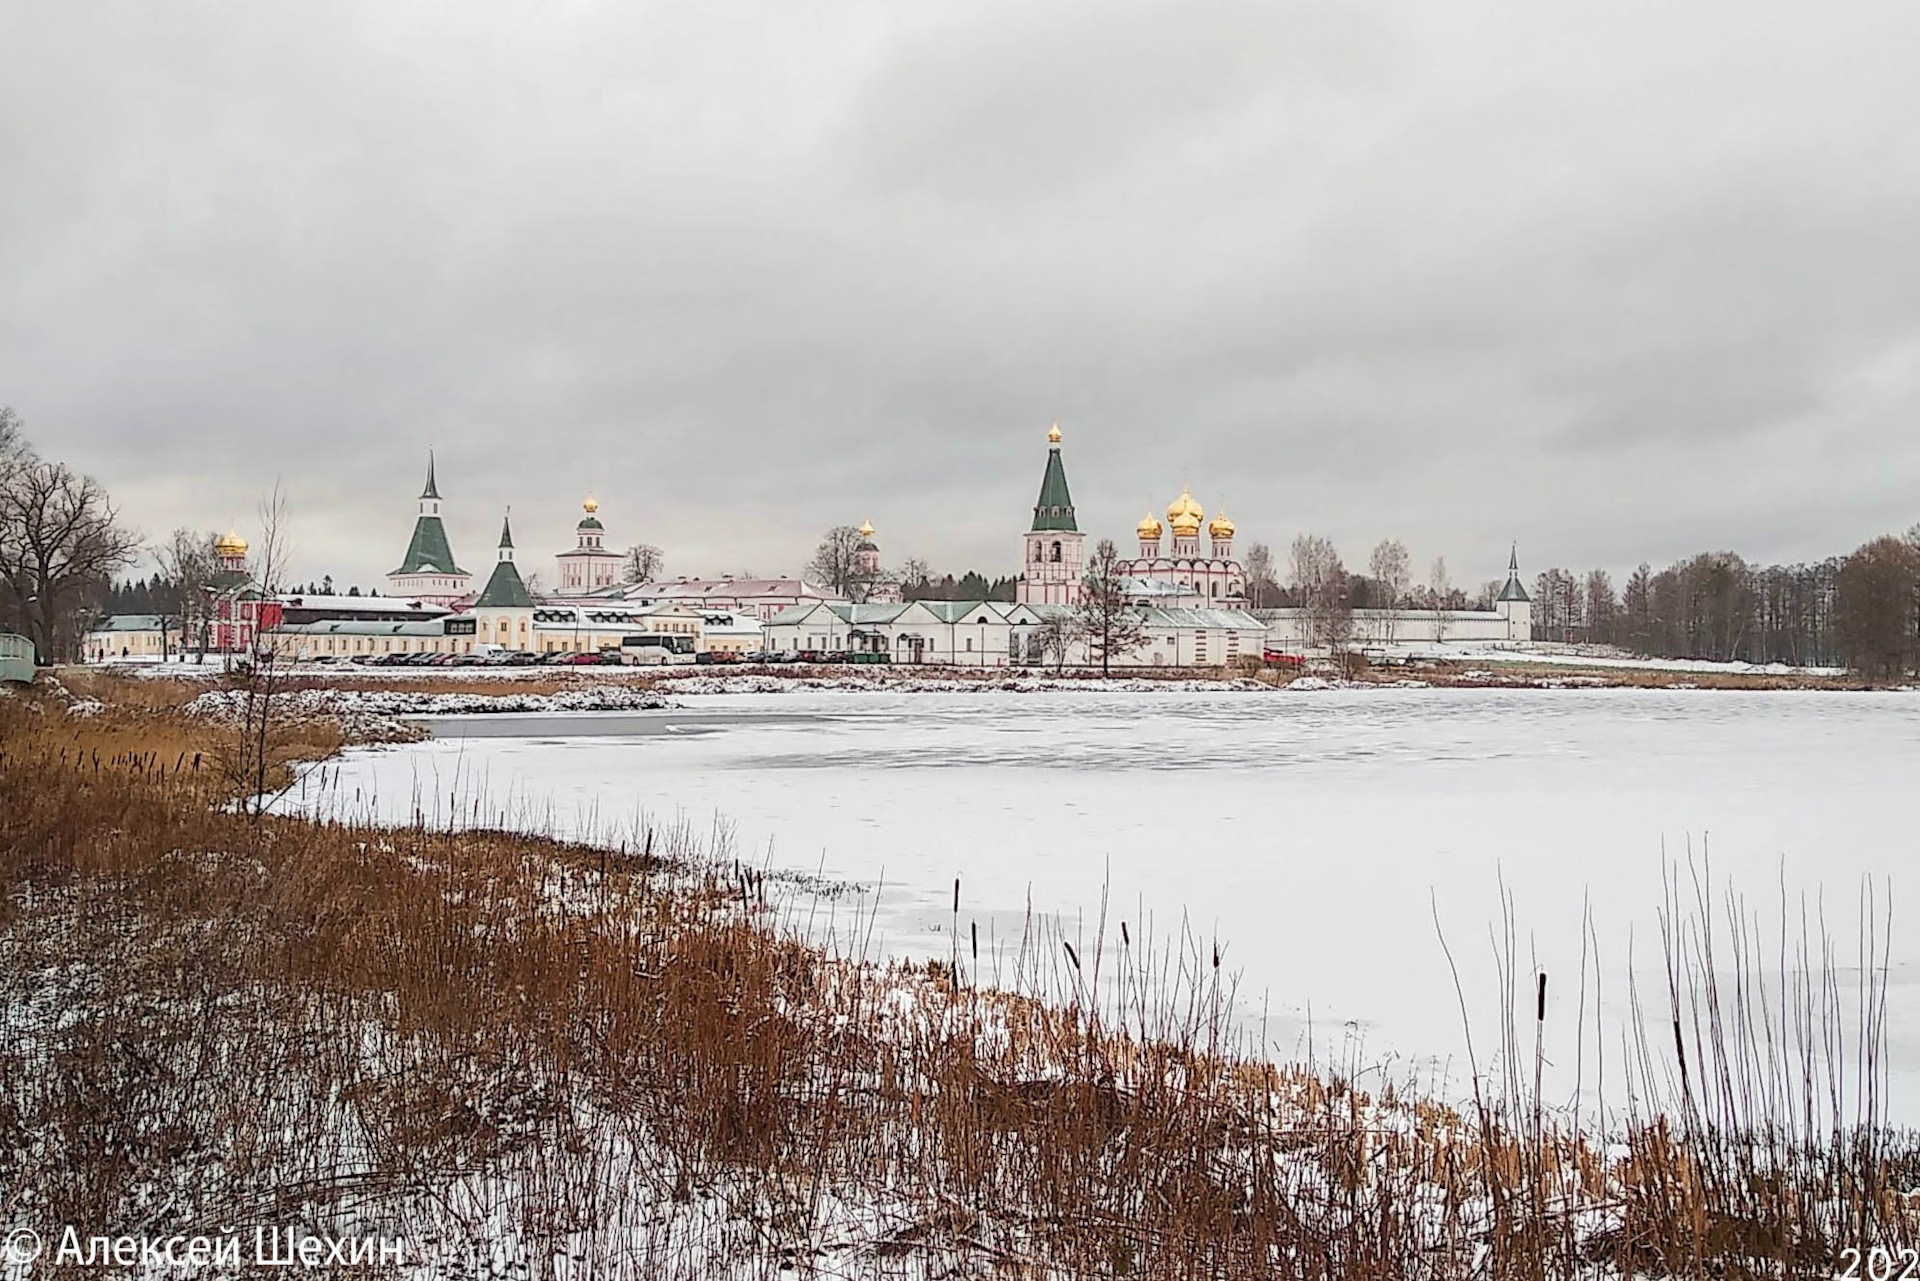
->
[557, 651, 608, 666]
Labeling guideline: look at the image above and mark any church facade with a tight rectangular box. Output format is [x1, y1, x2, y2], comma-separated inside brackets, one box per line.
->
[555, 497, 623, 595]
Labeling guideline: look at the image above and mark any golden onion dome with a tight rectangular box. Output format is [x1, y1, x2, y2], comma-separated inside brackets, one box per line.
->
[214, 529, 248, 557]
[1136, 511, 1163, 539]
[858, 519, 876, 539]
[1047, 421, 1062, 444]
[1208, 508, 1235, 539]
[583, 495, 599, 514]
[1167, 487, 1204, 535]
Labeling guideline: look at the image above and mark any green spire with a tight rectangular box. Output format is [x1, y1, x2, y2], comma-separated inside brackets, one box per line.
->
[391, 448, 463, 575]
[1029, 421, 1077, 532]
[1497, 543, 1530, 602]
[473, 513, 532, 608]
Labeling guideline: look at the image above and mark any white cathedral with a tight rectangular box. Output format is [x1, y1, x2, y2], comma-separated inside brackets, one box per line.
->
[1016, 423, 1247, 610]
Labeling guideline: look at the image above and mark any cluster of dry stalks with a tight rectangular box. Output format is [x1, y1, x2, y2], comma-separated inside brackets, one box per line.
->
[1, 686, 1913, 1278]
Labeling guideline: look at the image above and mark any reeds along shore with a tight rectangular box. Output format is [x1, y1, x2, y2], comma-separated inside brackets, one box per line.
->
[2, 681, 1916, 1278]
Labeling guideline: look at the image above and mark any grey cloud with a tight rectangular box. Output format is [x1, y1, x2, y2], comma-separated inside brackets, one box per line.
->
[2, 0, 1918, 591]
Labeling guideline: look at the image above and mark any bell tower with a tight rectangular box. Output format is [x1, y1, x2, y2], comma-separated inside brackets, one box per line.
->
[1018, 422, 1086, 606]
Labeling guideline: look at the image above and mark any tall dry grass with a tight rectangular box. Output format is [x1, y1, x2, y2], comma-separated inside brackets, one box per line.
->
[1, 687, 1913, 1277]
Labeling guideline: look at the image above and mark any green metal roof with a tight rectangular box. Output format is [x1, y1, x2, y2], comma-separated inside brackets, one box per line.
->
[421, 451, 440, 500]
[1029, 446, 1077, 532]
[472, 515, 531, 608]
[391, 515, 464, 575]
[1496, 545, 1529, 602]
[473, 558, 533, 609]
[917, 600, 1005, 624]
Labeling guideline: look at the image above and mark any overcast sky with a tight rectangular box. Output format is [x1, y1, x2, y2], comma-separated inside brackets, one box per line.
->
[4, 1, 1918, 592]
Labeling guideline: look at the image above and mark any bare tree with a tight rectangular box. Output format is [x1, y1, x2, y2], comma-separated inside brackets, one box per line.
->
[621, 543, 665, 585]
[1290, 535, 1351, 653]
[0, 406, 28, 482]
[221, 485, 295, 819]
[807, 525, 886, 602]
[898, 556, 931, 599]
[159, 528, 221, 662]
[1075, 538, 1145, 676]
[1244, 541, 1281, 608]
[1835, 535, 1920, 682]
[1368, 538, 1410, 644]
[1584, 568, 1618, 647]
[1430, 557, 1454, 645]
[0, 456, 141, 661]
[1032, 611, 1083, 671]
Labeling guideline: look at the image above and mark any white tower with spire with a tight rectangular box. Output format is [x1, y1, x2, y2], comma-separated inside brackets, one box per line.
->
[386, 450, 472, 605]
[1496, 544, 1532, 641]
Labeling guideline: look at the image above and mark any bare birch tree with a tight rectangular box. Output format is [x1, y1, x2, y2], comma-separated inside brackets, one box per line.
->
[1290, 535, 1351, 653]
[1368, 538, 1410, 644]
[1244, 541, 1281, 608]
[1430, 557, 1454, 645]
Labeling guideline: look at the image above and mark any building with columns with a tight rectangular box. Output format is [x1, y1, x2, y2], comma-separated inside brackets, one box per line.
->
[386, 452, 472, 605]
[1016, 422, 1086, 606]
[555, 497, 623, 596]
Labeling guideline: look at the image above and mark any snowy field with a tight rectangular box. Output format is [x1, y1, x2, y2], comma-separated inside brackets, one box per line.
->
[287, 687, 1920, 1123]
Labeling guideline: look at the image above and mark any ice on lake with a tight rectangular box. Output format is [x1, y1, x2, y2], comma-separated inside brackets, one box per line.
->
[290, 687, 1920, 1122]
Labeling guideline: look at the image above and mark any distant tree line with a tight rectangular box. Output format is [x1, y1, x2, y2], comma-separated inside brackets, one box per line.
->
[901, 571, 1018, 603]
[1529, 527, 1920, 680]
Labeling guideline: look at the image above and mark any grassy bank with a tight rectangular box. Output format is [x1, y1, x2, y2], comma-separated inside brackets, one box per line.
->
[1, 680, 1912, 1277]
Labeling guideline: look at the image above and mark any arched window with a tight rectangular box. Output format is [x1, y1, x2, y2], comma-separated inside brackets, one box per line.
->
[1051, 541, 1062, 563]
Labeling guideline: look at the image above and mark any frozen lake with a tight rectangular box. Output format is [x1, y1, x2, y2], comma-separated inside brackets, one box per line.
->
[294, 688, 1920, 1123]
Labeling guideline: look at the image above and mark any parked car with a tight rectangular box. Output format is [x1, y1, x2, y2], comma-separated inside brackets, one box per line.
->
[446, 653, 484, 666]
[557, 651, 606, 666]
[1261, 649, 1307, 669]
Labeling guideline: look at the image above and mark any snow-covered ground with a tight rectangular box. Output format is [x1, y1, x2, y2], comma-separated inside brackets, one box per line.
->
[1442, 645, 1848, 676]
[285, 687, 1920, 1122]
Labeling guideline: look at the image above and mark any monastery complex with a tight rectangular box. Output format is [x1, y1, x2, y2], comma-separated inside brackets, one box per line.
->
[87, 427, 1531, 667]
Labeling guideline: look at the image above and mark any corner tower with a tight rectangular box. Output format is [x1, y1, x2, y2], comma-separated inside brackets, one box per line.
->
[1017, 421, 1086, 606]
[1496, 543, 1532, 642]
[386, 450, 472, 605]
